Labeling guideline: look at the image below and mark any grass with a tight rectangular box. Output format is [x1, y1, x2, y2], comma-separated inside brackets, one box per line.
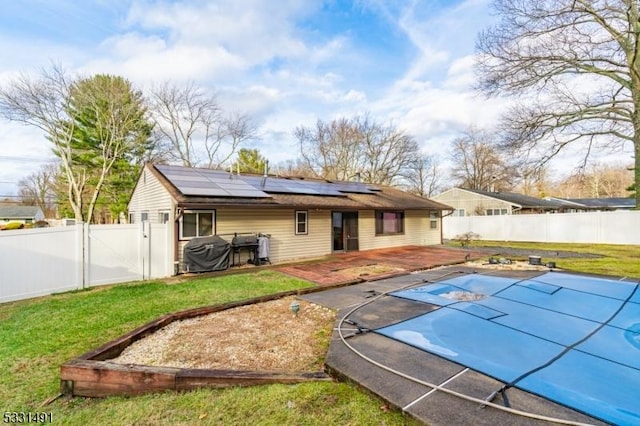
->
[0, 270, 417, 425]
[457, 240, 640, 278]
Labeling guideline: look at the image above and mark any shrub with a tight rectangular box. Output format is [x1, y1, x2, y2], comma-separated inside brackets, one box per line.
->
[453, 231, 480, 247]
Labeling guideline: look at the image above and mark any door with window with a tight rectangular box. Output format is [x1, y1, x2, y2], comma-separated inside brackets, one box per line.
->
[332, 212, 359, 251]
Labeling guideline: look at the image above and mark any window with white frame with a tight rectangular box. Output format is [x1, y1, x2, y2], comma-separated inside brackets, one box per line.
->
[180, 211, 215, 239]
[454, 208, 465, 217]
[141, 212, 148, 222]
[295, 210, 308, 235]
[128, 212, 135, 223]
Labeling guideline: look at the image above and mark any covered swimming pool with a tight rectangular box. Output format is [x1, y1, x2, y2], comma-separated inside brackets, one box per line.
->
[377, 272, 640, 425]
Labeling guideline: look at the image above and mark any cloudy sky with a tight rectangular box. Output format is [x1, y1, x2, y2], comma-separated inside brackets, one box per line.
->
[0, 0, 519, 197]
[0, 0, 510, 195]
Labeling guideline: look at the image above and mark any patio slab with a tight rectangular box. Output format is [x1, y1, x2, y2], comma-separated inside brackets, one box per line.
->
[277, 245, 486, 286]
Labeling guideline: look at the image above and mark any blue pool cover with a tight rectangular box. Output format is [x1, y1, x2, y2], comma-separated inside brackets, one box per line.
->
[378, 272, 640, 425]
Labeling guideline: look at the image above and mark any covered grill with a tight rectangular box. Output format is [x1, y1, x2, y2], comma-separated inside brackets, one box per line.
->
[183, 235, 231, 273]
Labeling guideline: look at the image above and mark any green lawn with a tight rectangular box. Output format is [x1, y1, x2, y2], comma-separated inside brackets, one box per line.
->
[0, 270, 417, 425]
[459, 240, 640, 278]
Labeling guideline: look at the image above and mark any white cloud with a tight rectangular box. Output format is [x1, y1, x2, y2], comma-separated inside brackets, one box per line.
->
[125, 0, 319, 66]
[0, 122, 56, 197]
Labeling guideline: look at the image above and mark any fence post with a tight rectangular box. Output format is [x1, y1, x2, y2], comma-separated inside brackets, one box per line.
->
[74, 223, 84, 290]
[143, 221, 151, 280]
[84, 223, 90, 288]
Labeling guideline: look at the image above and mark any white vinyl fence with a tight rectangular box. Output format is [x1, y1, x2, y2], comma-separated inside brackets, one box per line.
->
[443, 210, 640, 245]
[0, 222, 172, 303]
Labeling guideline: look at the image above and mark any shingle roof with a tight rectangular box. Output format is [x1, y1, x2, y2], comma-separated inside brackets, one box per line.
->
[0, 205, 42, 218]
[566, 197, 635, 209]
[149, 164, 450, 211]
[462, 188, 569, 209]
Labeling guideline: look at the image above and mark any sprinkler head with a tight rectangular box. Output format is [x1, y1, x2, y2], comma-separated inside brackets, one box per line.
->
[290, 301, 300, 317]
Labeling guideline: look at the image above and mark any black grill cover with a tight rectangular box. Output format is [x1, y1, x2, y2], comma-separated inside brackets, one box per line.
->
[183, 236, 231, 273]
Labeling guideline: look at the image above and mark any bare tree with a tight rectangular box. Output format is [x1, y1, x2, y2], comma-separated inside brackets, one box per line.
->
[403, 154, 443, 197]
[274, 158, 316, 178]
[551, 162, 634, 198]
[515, 164, 551, 197]
[358, 116, 420, 185]
[149, 82, 255, 168]
[450, 127, 517, 191]
[295, 116, 419, 185]
[0, 66, 84, 219]
[17, 163, 59, 218]
[476, 0, 640, 207]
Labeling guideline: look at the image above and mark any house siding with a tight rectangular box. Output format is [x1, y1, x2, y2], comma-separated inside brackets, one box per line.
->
[432, 188, 512, 216]
[358, 210, 441, 250]
[177, 208, 332, 265]
[128, 168, 174, 224]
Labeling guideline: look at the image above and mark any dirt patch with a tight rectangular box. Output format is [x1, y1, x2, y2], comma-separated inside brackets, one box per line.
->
[465, 260, 557, 271]
[111, 297, 336, 372]
[337, 263, 404, 277]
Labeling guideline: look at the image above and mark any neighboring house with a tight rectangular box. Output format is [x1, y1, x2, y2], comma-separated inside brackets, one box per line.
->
[545, 197, 636, 212]
[432, 187, 570, 216]
[0, 205, 45, 226]
[128, 163, 451, 270]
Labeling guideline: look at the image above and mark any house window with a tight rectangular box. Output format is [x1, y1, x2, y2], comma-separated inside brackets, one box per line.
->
[295, 210, 308, 235]
[180, 211, 215, 239]
[486, 208, 508, 216]
[141, 212, 148, 222]
[128, 212, 135, 223]
[375, 211, 404, 235]
[430, 212, 439, 229]
[454, 209, 465, 217]
[159, 211, 170, 224]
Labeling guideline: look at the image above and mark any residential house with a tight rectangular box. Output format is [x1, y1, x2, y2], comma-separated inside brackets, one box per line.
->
[432, 187, 570, 216]
[0, 205, 45, 226]
[128, 163, 451, 271]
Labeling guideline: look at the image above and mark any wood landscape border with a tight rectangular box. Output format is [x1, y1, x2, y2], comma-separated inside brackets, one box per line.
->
[60, 286, 342, 398]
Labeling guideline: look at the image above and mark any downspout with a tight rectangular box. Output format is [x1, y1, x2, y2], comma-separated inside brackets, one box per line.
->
[174, 207, 184, 274]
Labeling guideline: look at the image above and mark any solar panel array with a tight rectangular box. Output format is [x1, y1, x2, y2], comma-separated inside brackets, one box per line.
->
[156, 165, 271, 198]
[156, 165, 381, 198]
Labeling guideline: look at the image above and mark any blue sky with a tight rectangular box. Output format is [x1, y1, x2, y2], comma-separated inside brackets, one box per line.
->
[0, 0, 506, 197]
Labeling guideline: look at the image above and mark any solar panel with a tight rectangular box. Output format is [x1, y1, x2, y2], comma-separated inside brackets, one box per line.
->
[155, 165, 381, 198]
[156, 165, 271, 198]
[332, 182, 377, 194]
